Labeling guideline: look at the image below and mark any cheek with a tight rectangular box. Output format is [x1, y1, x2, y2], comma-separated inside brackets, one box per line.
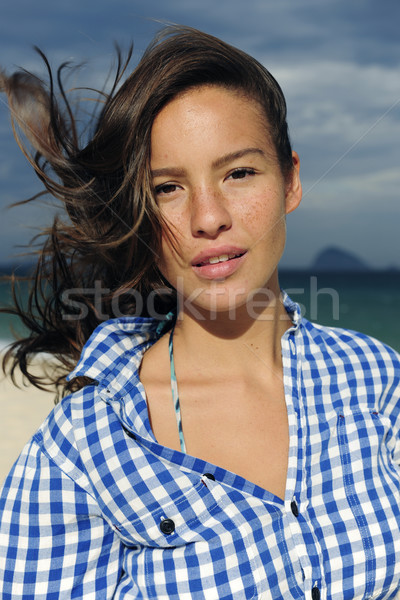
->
[239, 191, 286, 239]
[159, 207, 189, 245]
[158, 206, 195, 272]
[158, 235, 174, 276]
[157, 229, 186, 283]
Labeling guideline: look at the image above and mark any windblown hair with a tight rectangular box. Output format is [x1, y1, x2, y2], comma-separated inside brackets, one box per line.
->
[0, 25, 292, 397]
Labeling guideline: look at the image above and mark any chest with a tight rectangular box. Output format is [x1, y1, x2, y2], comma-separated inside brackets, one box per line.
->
[146, 375, 290, 499]
[101, 398, 400, 600]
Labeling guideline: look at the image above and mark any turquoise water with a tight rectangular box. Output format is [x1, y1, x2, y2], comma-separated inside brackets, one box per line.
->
[279, 271, 400, 352]
[1, 271, 399, 352]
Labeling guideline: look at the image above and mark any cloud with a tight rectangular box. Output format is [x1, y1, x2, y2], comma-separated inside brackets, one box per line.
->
[0, 0, 399, 268]
[267, 59, 400, 221]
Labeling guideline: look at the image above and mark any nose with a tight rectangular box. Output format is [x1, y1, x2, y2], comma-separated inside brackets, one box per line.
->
[190, 185, 232, 238]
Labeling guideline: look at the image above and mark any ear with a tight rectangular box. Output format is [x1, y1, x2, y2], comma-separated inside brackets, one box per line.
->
[285, 151, 302, 215]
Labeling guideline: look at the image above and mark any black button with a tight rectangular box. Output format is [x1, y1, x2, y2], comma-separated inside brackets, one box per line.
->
[160, 518, 175, 535]
[290, 500, 299, 517]
[203, 473, 216, 481]
[311, 587, 320, 600]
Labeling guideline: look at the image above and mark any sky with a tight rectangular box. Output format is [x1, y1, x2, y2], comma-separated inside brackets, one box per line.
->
[0, 0, 399, 269]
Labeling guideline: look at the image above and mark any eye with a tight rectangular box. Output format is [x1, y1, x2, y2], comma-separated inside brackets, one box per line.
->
[155, 183, 180, 196]
[228, 168, 256, 180]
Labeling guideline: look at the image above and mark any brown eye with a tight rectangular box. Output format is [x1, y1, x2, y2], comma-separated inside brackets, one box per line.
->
[155, 183, 178, 195]
[229, 168, 256, 180]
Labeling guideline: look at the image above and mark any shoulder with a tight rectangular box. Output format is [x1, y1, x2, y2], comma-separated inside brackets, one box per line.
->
[298, 318, 400, 412]
[301, 318, 399, 368]
[30, 385, 101, 494]
[30, 316, 175, 482]
[0, 386, 102, 525]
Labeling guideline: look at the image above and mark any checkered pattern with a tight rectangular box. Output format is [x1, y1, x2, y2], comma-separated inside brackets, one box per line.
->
[1, 295, 400, 599]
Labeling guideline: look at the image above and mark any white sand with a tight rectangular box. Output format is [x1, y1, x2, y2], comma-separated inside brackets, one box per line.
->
[0, 364, 56, 484]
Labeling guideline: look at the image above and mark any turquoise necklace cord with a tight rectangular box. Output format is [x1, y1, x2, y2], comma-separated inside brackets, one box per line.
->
[168, 325, 187, 453]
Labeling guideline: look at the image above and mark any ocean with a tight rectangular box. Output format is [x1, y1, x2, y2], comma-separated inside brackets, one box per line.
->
[0, 271, 399, 352]
[279, 271, 400, 352]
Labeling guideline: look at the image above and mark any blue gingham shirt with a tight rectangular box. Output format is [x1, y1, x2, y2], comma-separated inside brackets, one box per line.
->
[1, 295, 400, 599]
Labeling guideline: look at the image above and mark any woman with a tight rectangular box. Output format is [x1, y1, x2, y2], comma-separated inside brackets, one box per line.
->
[1, 26, 400, 600]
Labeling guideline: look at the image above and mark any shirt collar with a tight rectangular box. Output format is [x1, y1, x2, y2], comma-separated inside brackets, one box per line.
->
[281, 290, 302, 331]
[67, 313, 174, 384]
[68, 293, 302, 385]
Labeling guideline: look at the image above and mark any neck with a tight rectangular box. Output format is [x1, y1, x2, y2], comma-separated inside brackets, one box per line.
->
[172, 285, 292, 375]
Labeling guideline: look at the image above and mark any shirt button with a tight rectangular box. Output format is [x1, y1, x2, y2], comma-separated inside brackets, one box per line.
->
[160, 518, 175, 535]
[311, 587, 320, 600]
[203, 473, 216, 481]
[290, 500, 299, 517]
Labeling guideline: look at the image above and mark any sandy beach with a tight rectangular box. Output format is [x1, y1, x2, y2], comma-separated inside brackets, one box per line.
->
[0, 362, 56, 484]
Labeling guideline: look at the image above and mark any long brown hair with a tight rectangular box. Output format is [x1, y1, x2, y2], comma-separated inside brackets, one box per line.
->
[0, 26, 293, 397]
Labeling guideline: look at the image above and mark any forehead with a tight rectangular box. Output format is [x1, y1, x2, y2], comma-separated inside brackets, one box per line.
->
[157, 84, 267, 123]
[150, 85, 272, 160]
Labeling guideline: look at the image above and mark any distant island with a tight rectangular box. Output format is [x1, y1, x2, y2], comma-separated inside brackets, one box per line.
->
[280, 246, 398, 273]
[310, 247, 370, 272]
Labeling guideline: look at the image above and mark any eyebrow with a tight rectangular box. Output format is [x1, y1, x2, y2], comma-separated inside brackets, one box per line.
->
[151, 147, 265, 179]
[212, 148, 265, 169]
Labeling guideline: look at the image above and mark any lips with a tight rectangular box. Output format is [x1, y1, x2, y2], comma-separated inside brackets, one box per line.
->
[191, 247, 247, 280]
[196, 252, 245, 266]
[191, 247, 247, 267]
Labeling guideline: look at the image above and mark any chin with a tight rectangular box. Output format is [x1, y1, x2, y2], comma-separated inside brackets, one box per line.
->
[177, 287, 265, 321]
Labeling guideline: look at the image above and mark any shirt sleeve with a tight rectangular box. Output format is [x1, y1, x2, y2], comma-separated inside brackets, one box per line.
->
[0, 437, 123, 599]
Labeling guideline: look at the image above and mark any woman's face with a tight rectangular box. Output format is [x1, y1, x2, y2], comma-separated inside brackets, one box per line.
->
[150, 85, 301, 317]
